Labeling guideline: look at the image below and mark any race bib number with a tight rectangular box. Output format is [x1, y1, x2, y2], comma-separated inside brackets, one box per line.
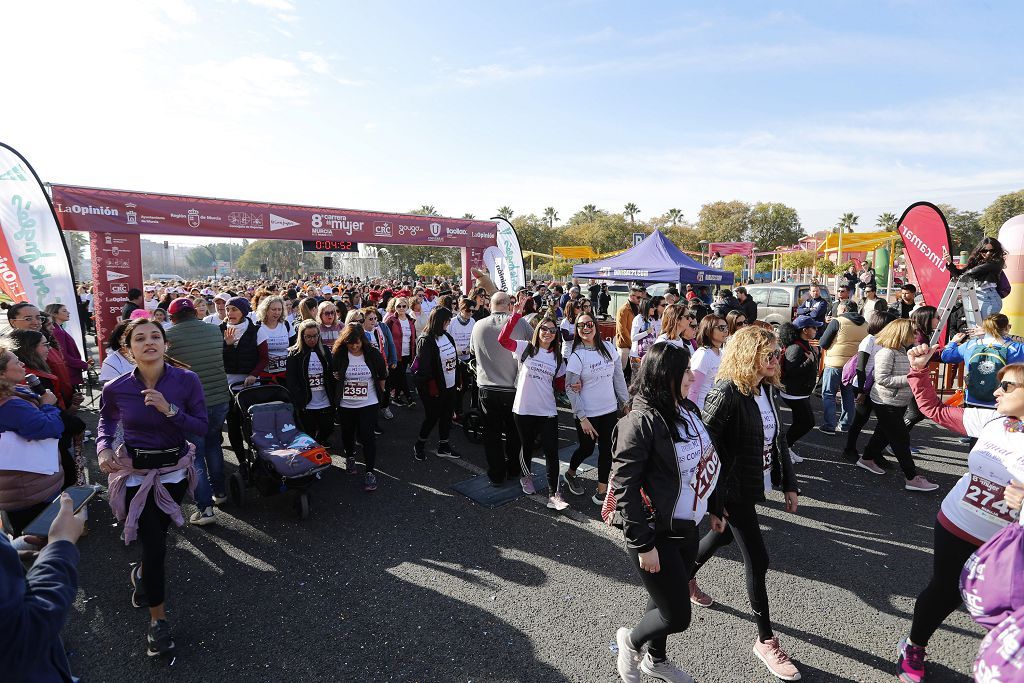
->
[961, 474, 1015, 525]
[267, 356, 287, 373]
[344, 381, 369, 398]
[309, 373, 324, 389]
[444, 357, 457, 373]
[762, 444, 772, 472]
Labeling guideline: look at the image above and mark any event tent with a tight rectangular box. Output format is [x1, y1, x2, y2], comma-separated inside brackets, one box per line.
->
[571, 230, 735, 286]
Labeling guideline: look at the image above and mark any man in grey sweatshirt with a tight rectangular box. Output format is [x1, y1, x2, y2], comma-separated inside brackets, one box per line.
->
[470, 291, 534, 485]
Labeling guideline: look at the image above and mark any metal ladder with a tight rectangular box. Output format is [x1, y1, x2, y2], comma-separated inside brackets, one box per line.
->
[930, 276, 981, 345]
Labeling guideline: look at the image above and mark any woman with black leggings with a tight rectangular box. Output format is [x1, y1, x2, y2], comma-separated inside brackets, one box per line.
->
[412, 307, 461, 461]
[778, 318, 821, 463]
[611, 343, 718, 683]
[843, 310, 897, 462]
[691, 325, 802, 681]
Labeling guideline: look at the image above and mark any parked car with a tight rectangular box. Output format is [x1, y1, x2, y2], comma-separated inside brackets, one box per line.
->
[743, 282, 832, 327]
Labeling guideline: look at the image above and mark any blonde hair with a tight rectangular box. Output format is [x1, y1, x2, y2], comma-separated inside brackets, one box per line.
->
[716, 325, 782, 395]
[874, 318, 916, 350]
[255, 295, 286, 324]
[388, 297, 409, 315]
[298, 298, 319, 321]
[981, 313, 1011, 338]
[316, 300, 339, 324]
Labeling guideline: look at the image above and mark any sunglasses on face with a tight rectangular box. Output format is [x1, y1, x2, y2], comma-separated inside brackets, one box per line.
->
[714, 324, 728, 332]
[998, 380, 1020, 393]
[323, 311, 336, 316]
[539, 326, 557, 334]
[980, 248, 995, 254]
[397, 304, 408, 309]
[763, 349, 782, 362]
[577, 321, 595, 329]
[688, 323, 698, 329]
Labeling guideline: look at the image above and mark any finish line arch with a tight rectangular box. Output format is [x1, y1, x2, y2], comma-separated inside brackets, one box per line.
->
[50, 184, 497, 350]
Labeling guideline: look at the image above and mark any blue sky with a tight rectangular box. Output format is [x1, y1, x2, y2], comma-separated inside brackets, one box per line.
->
[5, 1, 1023, 243]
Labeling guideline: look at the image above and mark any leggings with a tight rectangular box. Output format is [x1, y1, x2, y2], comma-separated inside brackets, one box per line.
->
[388, 356, 413, 399]
[909, 520, 981, 646]
[781, 396, 815, 449]
[339, 404, 378, 471]
[299, 407, 335, 445]
[692, 500, 774, 641]
[417, 384, 456, 443]
[568, 410, 617, 485]
[863, 403, 917, 479]
[226, 399, 246, 459]
[126, 479, 188, 608]
[513, 413, 560, 493]
[627, 526, 699, 661]
[844, 395, 875, 453]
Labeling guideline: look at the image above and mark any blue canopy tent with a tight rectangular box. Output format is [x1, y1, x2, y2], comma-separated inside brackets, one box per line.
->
[571, 230, 735, 286]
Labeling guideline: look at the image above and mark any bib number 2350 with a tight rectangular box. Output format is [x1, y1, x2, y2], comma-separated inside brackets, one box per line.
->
[344, 381, 368, 398]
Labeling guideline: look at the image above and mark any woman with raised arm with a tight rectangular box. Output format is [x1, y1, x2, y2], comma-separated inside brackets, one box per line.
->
[895, 343, 1024, 683]
[945, 236, 1008, 317]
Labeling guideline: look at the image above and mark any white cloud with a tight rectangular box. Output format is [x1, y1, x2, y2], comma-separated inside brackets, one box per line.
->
[243, 0, 295, 10]
[180, 55, 311, 111]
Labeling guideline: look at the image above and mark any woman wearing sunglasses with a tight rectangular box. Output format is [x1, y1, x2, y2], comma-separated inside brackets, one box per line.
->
[725, 310, 748, 337]
[690, 325, 802, 681]
[333, 323, 388, 491]
[316, 301, 343, 350]
[944, 236, 1008, 318]
[655, 304, 698, 351]
[687, 314, 728, 410]
[411, 307, 461, 462]
[561, 311, 628, 505]
[894, 344, 1024, 683]
[383, 296, 417, 407]
[499, 299, 568, 510]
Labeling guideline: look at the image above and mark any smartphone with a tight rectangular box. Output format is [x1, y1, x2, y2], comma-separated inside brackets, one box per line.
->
[22, 484, 101, 537]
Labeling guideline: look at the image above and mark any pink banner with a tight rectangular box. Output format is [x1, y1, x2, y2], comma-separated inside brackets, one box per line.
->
[897, 202, 952, 307]
[708, 241, 755, 257]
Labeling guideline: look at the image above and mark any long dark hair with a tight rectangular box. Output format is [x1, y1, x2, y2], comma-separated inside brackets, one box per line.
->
[629, 343, 697, 441]
[966, 236, 1006, 270]
[569, 313, 612, 361]
[426, 306, 453, 337]
[910, 305, 937, 342]
[8, 329, 50, 372]
[524, 315, 561, 360]
[777, 322, 801, 348]
[106, 319, 132, 352]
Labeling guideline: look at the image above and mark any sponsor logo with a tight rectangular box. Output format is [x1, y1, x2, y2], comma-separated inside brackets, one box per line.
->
[270, 213, 300, 231]
[107, 296, 128, 304]
[472, 231, 496, 240]
[56, 203, 119, 217]
[900, 225, 948, 272]
[398, 223, 422, 236]
[701, 273, 723, 282]
[696, 272, 704, 282]
[373, 221, 393, 238]
[229, 212, 264, 229]
[106, 270, 129, 281]
[612, 269, 650, 277]
[429, 222, 441, 237]
[187, 209, 201, 228]
[125, 203, 138, 225]
[446, 226, 467, 237]
[0, 165, 28, 181]
[110, 283, 128, 294]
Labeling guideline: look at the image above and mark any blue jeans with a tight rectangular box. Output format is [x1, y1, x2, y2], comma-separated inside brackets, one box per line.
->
[977, 287, 1002, 318]
[189, 401, 230, 509]
[821, 366, 854, 431]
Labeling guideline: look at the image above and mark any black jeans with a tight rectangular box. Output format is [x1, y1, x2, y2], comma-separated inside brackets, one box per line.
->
[126, 479, 188, 608]
[299, 407, 335, 445]
[513, 413, 560, 493]
[693, 500, 774, 641]
[339, 404, 378, 471]
[863, 403, 917, 479]
[910, 521, 981, 646]
[227, 399, 246, 459]
[568, 410, 617, 485]
[388, 356, 413, 399]
[627, 525, 698, 660]
[844, 395, 876, 454]
[417, 384, 456, 443]
[781, 396, 815, 449]
[479, 387, 522, 483]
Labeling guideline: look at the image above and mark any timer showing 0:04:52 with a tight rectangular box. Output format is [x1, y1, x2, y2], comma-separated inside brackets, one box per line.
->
[301, 240, 359, 252]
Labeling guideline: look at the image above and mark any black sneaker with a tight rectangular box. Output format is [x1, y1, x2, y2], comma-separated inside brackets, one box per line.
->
[130, 563, 146, 608]
[404, 395, 417, 408]
[413, 441, 426, 461]
[560, 472, 584, 495]
[147, 619, 175, 657]
[817, 425, 837, 435]
[437, 442, 461, 459]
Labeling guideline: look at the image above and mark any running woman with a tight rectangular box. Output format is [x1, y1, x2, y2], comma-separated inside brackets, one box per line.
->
[687, 314, 727, 410]
[896, 344, 1024, 683]
[778, 317, 823, 464]
[383, 296, 417, 407]
[690, 325, 802, 681]
[498, 300, 568, 511]
[411, 307, 461, 461]
[611, 343, 719, 683]
[560, 311, 628, 505]
[285, 319, 335, 444]
[333, 323, 388, 491]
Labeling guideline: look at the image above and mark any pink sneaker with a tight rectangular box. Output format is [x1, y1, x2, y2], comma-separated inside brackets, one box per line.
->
[547, 492, 569, 511]
[856, 458, 885, 475]
[897, 637, 926, 682]
[753, 637, 801, 681]
[905, 476, 939, 492]
[689, 578, 713, 607]
[520, 476, 536, 495]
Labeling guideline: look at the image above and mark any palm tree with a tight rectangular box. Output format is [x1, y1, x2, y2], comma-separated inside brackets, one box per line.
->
[667, 208, 684, 226]
[836, 212, 859, 234]
[497, 206, 513, 220]
[417, 204, 439, 216]
[876, 212, 898, 231]
[543, 206, 559, 228]
[624, 202, 640, 225]
[461, 213, 475, 219]
[582, 204, 599, 222]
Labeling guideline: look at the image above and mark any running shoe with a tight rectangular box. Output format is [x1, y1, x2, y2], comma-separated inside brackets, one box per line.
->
[905, 476, 939, 492]
[788, 448, 804, 464]
[404, 394, 417, 408]
[639, 653, 694, 683]
[436, 442, 461, 459]
[212, 492, 228, 506]
[615, 627, 642, 683]
[413, 441, 426, 462]
[753, 636, 801, 681]
[897, 637, 926, 683]
[345, 455, 361, 474]
[147, 619, 175, 657]
[520, 475, 536, 495]
[856, 458, 885, 475]
[591, 491, 606, 506]
[130, 563, 146, 608]
[363, 471, 378, 492]
[381, 407, 395, 420]
[688, 578, 713, 607]
[817, 425, 837, 435]
[391, 394, 408, 407]
[561, 471, 583, 495]
[909, 446, 923, 454]
[547, 492, 569, 511]
[374, 425, 383, 436]
[189, 506, 216, 526]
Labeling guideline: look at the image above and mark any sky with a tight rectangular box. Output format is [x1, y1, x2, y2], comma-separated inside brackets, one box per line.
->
[5, 1, 1024, 245]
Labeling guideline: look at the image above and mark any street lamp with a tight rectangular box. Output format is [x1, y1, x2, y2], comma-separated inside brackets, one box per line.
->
[698, 240, 710, 265]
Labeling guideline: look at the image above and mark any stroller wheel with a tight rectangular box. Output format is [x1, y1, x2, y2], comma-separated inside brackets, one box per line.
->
[229, 472, 246, 508]
[295, 492, 310, 521]
[463, 412, 484, 444]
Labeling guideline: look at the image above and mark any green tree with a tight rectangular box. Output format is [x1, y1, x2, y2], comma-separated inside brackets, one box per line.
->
[236, 240, 307, 274]
[624, 202, 640, 225]
[815, 257, 838, 276]
[414, 263, 438, 278]
[696, 200, 751, 243]
[538, 260, 575, 278]
[723, 254, 746, 279]
[666, 208, 684, 227]
[663, 225, 702, 252]
[836, 212, 859, 233]
[497, 206, 514, 220]
[434, 263, 456, 278]
[580, 204, 600, 222]
[562, 212, 636, 254]
[937, 203, 984, 254]
[780, 251, 815, 270]
[513, 214, 557, 254]
[543, 206, 559, 228]
[417, 205, 439, 216]
[461, 213, 475, 219]
[62, 231, 88, 280]
[876, 212, 898, 232]
[748, 202, 803, 251]
[980, 189, 1024, 237]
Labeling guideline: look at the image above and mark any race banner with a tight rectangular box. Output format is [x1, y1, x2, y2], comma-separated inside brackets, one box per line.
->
[0, 143, 85, 357]
[708, 241, 755, 256]
[492, 217, 526, 292]
[897, 202, 952, 307]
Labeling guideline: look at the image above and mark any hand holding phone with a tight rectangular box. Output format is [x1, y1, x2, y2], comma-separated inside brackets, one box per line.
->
[48, 493, 86, 545]
[23, 486, 96, 539]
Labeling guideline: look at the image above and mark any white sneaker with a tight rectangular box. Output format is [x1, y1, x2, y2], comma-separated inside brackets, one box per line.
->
[615, 627, 642, 683]
[788, 448, 804, 464]
[381, 407, 395, 420]
[189, 507, 216, 526]
[547, 492, 569, 511]
[640, 653, 695, 683]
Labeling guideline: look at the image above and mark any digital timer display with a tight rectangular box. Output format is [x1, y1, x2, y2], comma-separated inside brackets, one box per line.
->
[301, 240, 359, 252]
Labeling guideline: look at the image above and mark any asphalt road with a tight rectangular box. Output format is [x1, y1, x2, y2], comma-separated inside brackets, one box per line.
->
[61, 394, 982, 682]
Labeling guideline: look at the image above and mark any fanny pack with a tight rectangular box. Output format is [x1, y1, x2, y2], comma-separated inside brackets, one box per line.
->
[127, 445, 182, 470]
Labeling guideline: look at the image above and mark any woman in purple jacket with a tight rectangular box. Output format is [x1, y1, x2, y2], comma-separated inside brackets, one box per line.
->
[45, 303, 92, 388]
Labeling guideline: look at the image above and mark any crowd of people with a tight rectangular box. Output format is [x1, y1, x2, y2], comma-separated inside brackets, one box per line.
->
[2, 235, 1022, 682]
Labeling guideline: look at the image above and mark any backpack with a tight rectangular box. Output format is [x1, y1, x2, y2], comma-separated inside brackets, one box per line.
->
[966, 343, 1009, 405]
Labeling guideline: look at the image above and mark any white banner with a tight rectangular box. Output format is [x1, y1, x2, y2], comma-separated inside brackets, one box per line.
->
[492, 217, 526, 292]
[0, 143, 85, 357]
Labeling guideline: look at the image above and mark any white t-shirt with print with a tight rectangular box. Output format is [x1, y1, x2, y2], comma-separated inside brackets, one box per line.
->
[754, 388, 777, 492]
[509, 340, 566, 417]
[341, 354, 378, 409]
[688, 346, 722, 410]
[258, 322, 291, 374]
[306, 353, 330, 409]
[448, 317, 475, 361]
[565, 342, 618, 417]
[671, 410, 721, 522]
[399, 318, 412, 357]
[436, 335, 458, 389]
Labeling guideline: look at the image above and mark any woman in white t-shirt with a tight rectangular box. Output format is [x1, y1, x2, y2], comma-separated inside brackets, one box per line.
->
[843, 310, 893, 461]
[654, 303, 698, 351]
[256, 296, 293, 383]
[498, 300, 568, 511]
[448, 298, 477, 422]
[285, 320, 336, 445]
[332, 323, 388, 492]
[687, 314, 728, 410]
[411, 307, 461, 462]
[561, 311, 628, 505]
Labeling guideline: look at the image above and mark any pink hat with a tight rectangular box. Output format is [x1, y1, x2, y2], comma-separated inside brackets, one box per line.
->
[129, 308, 151, 320]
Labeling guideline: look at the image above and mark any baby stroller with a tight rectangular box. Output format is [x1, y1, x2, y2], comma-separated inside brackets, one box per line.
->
[228, 382, 332, 520]
[460, 359, 484, 444]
